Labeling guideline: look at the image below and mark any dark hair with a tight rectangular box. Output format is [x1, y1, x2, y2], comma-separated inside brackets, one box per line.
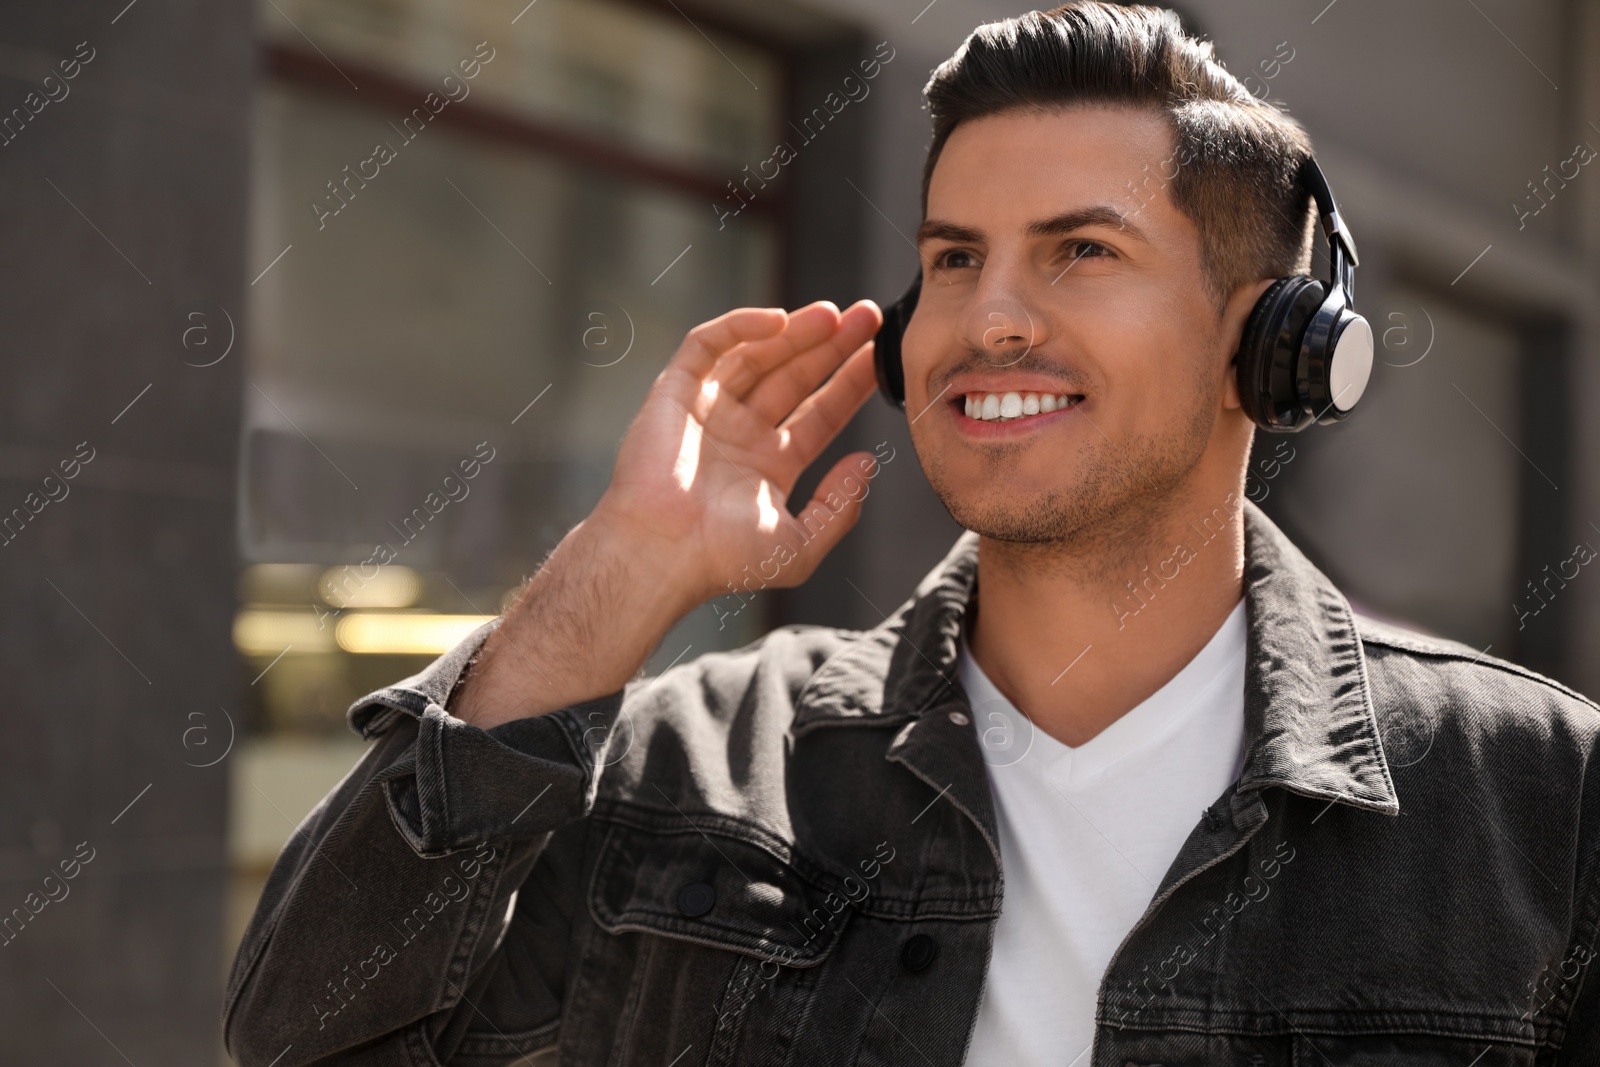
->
[921, 2, 1315, 305]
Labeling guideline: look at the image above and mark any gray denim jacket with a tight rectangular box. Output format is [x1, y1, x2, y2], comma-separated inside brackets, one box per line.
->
[224, 502, 1600, 1066]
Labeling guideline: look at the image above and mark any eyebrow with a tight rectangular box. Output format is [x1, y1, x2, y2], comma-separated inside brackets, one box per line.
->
[915, 205, 1148, 246]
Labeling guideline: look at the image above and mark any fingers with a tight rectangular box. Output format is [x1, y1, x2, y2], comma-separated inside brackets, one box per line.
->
[665, 307, 788, 383]
[710, 301, 845, 400]
[744, 301, 883, 425]
[781, 451, 877, 579]
[775, 342, 879, 477]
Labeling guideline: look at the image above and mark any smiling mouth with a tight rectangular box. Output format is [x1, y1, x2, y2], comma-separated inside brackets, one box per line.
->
[959, 390, 1084, 423]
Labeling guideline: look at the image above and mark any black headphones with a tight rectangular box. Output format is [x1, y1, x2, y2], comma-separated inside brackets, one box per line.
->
[872, 157, 1373, 433]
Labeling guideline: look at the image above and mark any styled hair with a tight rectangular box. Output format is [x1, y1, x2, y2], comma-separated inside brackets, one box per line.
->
[921, 2, 1316, 305]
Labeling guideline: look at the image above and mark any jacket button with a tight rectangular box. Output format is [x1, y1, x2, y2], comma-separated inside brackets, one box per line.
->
[677, 881, 716, 917]
[901, 933, 937, 972]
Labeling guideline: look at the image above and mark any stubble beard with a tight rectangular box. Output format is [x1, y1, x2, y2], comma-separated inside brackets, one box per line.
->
[913, 372, 1222, 581]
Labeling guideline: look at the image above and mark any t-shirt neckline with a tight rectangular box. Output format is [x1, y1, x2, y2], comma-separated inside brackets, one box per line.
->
[958, 598, 1247, 789]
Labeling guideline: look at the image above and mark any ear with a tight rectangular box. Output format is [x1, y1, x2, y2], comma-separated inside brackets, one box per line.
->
[1221, 278, 1278, 411]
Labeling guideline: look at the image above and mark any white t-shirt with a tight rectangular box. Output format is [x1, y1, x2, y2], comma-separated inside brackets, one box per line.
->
[959, 599, 1248, 1066]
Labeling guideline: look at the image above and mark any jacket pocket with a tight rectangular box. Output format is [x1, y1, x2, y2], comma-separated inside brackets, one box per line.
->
[588, 811, 855, 966]
[576, 812, 856, 1065]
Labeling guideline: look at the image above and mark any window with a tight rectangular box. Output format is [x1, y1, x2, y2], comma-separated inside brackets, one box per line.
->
[231, 0, 785, 944]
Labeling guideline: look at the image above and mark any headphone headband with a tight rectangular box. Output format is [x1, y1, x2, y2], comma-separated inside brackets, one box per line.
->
[1299, 157, 1357, 299]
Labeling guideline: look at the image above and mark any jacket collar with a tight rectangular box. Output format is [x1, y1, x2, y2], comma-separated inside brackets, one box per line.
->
[793, 499, 1400, 817]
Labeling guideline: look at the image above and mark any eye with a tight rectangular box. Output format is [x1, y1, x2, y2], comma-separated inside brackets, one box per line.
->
[931, 247, 979, 270]
[1062, 239, 1112, 261]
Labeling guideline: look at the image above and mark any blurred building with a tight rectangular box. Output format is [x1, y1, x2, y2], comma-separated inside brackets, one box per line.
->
[1, 0, 1597, 1062]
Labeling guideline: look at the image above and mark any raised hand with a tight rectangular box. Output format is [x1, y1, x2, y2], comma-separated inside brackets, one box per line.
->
[454, 299, 884, 728]
[599, 299, 885, 606]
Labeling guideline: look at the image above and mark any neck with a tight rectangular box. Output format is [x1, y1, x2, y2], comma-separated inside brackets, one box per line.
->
[966, 479, 1247, 748]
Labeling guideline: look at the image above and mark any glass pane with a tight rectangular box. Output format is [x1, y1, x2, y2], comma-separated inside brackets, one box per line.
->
[257, 0, 781, 173]
[242, 76, 777, 731]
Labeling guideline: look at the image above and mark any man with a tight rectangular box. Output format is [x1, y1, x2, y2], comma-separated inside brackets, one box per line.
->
[225, 4, 1600, 1065]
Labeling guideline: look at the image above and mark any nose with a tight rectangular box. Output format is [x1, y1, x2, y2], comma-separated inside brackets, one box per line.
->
[961, 267, 1049, 367]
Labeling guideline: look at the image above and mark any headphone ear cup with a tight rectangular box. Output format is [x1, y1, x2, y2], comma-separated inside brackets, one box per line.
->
[1235, 275, 1326, 432]
[1304, 307, 1373, 423]
[873, 301, 907, 408]
[874, 272, 922, 410]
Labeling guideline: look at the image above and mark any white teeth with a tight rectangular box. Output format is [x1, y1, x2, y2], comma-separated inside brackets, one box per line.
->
[961, 391, 1079, 422]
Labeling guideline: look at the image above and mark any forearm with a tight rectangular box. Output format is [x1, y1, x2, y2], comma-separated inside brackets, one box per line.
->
[451, 507, 699, 730]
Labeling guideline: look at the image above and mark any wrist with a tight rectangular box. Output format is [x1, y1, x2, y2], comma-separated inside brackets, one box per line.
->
[450, 507, 700, 729]
[583, 494, 709, 617]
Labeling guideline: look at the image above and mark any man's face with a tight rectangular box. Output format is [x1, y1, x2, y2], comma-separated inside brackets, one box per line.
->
[905, 105, 1253, 549]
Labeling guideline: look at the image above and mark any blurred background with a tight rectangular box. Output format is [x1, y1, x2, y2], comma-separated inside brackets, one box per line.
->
[1, 0, 1597, 1060]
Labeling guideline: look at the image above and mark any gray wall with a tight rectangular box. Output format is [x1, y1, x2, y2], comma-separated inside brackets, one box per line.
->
[0, 0, 248, 1061]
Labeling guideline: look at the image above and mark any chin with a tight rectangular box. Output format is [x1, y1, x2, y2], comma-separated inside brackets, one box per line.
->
[934, 477, 1094, 545]
[923, 443, 1178, 553]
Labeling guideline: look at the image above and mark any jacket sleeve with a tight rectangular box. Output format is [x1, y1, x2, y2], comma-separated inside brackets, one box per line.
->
[1555, 723, 1600, 1061]
[222, 618, 627, 1066]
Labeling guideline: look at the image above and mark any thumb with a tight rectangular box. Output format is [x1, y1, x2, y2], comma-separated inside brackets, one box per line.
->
[782, 451, 878, 582]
